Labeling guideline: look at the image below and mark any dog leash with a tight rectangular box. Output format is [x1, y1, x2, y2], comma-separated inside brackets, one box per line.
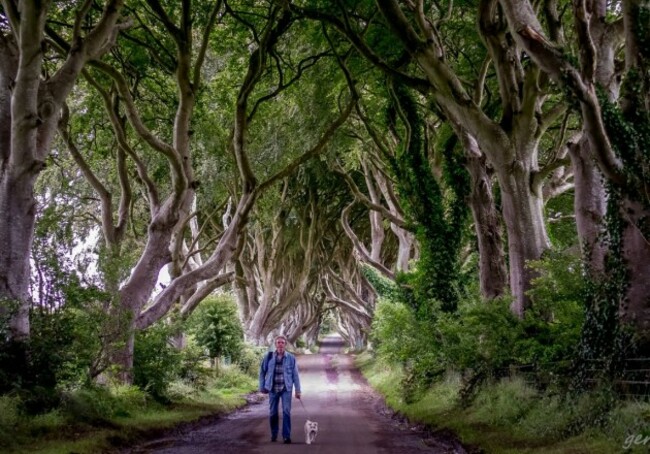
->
[298, 397, 312, 419]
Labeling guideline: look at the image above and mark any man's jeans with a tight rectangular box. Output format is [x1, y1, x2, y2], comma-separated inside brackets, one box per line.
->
[269, 388, 292, 440]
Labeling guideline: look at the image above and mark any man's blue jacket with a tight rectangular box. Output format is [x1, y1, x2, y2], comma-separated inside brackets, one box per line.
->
[259, 351, 301, 394]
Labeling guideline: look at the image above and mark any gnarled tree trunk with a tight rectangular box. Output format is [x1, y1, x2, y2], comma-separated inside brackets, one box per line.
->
[0, 1, 126, 340]
[464, 142, 508, 299]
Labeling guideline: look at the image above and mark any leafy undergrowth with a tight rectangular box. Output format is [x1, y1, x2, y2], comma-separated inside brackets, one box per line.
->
[0, 366, 257, 454]
[356, 352, 650, 454]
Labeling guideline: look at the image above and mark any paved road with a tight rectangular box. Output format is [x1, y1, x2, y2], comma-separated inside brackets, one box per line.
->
[123, 334, 468, 453]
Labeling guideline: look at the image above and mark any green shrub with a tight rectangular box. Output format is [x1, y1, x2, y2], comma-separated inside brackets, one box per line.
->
[0, 310, 72, 406]
[0, 395, 20, 426]
[371, 296, 447, 402]
[363, 337, 643, 452]
[562, 389, 616, 435]
[370, 253, 585, 400]
[0, 241, 111, 399]
[236, 345, 266, 377]
[371, 298, 423, 364]
[605, 401, 650, 452]
[133, 323, 183, 401]
[212, 364, 256, 391]
[60, 384, 149, 423]
[407, 372, 462, 419]
[60, 386, 117, 424]
[524, 251, 585, 369]
[167, 380, 199, 400]
[436, 297, 521, 372]
[186, 295, 245, 366]
[110, 385, 149, 417]
[178, 339, 211, 387]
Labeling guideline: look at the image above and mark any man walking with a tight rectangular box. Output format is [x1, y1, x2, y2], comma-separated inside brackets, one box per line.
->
[259, 334, 302, 444]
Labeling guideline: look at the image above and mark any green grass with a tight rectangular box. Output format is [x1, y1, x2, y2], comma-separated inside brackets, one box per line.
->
[356, 353, 650, 454]
[1, 365, 257, 454]
[4, 400, 249, 454]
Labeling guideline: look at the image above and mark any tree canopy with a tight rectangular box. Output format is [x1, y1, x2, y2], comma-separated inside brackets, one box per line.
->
[0, 0, 648, 390]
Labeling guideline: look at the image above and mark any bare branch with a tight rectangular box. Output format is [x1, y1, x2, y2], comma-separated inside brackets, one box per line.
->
[82, 68, 161, 211]
[193, 0, 224, 89]
[330, 161, 407, 228]
[179, 272, 235, 318]
[340, 202, 395, 280]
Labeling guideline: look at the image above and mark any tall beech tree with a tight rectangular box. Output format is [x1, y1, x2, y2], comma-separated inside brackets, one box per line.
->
[0, 1, 128, 341]
[53, 0, 227, 381]
[498, 0, 650, 352]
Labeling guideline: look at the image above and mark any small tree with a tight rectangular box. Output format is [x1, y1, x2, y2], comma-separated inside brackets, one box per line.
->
[187, 295, 244, 373]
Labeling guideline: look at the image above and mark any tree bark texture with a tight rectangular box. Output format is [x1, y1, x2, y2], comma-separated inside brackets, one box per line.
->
[620, 200, 650, 341]
[569, 138, 607, 278]
[499, 165, 551, 316]
[465, 149, 508, 299]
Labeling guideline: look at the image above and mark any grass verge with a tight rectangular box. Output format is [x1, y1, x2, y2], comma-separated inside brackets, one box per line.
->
[1, 365, 257, 454]
[355, 352, 650, 454]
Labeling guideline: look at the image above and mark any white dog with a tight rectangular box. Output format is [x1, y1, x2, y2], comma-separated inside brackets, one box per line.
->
[304, 419, 319, 445]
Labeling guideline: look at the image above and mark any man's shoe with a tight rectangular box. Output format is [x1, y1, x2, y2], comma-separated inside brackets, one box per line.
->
[283, 438, 292, 444]
[271, 436, 277, 442]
